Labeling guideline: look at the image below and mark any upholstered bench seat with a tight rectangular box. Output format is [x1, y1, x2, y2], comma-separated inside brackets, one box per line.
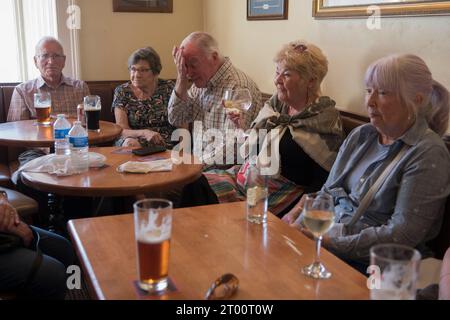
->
[1, 187, 38, 219]
[0, 163, 12, 188]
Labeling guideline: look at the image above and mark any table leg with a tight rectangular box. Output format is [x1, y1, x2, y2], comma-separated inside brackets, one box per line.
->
[47, 193, 66, 235]
[92, 197, 105, 217]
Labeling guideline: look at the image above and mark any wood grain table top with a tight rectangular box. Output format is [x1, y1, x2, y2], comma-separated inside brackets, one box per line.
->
[21, 147, 203, 197]
[68, 202, 370, 300]
[0, 119, 122, 148]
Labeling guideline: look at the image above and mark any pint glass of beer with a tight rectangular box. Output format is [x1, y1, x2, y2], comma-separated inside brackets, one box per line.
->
[84, 95, 101, 132]
[34, 91, 52, 125]
[134, 198, 173, 293]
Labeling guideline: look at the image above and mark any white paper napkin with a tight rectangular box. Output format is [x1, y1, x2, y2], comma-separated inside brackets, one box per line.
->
[117, 159, 173, 173]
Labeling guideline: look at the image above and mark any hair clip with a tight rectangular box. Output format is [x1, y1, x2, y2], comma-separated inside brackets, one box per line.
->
[292, 44, 308, 53]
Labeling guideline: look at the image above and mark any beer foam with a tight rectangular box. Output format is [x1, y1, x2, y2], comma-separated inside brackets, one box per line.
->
[84, 100, 101, 111]
[84, 105, 101, 111]
[138, 230, 170, 243]
[137, 211, 171, 243]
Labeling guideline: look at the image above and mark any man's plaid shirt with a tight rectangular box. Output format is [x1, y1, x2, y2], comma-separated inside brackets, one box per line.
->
[168, 58, 263, 166]
[7, 75, 90, 122]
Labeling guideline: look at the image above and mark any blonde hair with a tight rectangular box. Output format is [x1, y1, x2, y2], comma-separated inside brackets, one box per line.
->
[274, 40, 328, 96]
[365, 54, 449, 136]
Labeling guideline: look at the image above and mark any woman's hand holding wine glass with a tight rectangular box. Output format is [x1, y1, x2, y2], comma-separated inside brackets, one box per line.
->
[223, 88, 252, 130]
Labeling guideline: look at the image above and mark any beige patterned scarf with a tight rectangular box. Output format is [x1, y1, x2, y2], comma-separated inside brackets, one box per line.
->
[248, 95, 345, 173]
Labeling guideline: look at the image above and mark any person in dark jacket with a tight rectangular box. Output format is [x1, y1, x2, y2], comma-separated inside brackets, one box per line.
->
[0, 189, 74, 299]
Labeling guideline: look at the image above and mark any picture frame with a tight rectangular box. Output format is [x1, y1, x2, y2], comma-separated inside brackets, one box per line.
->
[313, 0, 450, 18]
[247, 0, 289, 20]
[113, 0, 173, 13]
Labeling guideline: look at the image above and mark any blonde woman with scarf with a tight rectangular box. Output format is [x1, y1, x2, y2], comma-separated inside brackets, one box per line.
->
[180, 41, 345, 216]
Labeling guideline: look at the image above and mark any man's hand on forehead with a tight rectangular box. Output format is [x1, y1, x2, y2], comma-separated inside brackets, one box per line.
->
[173, 46, 184, 56]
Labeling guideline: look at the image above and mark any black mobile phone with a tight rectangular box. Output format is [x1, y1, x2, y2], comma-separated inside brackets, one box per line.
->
[132, 145, 167, 156]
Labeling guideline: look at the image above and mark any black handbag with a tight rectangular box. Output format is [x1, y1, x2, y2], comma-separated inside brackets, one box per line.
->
[0, 232, 24, 252]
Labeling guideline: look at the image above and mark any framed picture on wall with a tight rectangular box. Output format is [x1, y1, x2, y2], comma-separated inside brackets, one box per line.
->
[113, 0, 173, 13]
[247, 0, 289, 20]
[313, 0, 450, 18]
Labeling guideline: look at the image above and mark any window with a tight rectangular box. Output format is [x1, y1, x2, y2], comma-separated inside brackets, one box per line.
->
[0, 0, 21, 82]
[0, 0, 80, 83]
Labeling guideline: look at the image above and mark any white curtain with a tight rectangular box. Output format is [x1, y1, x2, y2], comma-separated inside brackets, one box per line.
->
[0, 0, 21, 82]
[56, 0, 82, 80]
[0, 0, 57, 82]
[22, 0, 58, 80]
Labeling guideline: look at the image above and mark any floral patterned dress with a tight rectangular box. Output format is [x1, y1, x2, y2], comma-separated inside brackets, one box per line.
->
[112, 79, 176, 147]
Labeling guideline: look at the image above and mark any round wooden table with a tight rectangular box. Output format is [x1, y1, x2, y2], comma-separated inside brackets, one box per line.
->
[20, 147, 203, 197]
[0, 119, 122, 148]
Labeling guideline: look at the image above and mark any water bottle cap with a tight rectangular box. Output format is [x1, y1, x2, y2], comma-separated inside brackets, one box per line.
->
[73, 120, 81, 125]
[57, 114, 66, 118]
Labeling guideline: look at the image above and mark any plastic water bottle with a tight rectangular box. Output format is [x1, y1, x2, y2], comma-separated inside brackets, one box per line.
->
[53, 114, 71, 170]
[54, 114, 71, 155]
[68, 120, 89, 173]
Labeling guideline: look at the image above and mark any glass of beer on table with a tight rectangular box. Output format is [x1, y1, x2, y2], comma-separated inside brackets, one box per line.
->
[134, 199, 173, 293]
[84, 95, 101, 132]
[34, 91, 52, 125]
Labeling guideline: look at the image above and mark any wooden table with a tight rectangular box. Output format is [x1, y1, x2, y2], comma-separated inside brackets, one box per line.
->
[68, 202, 370, 300]
[20, 147, 203, 197]
[0, 119, 122, 148]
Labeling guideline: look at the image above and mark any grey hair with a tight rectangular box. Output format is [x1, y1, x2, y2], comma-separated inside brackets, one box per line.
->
[127, 47, 162, 74]
[181, 32, 221, 57]
[35, 36, 64, 56]
[365, 54, 449, 136]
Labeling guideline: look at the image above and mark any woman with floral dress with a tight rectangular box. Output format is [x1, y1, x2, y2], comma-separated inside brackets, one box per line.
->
[113, 47, 175, 148]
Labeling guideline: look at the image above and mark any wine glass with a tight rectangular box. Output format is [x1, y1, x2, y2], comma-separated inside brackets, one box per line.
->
[223, 88, 252, 138]
[223, 88, 252, 113]
[301, 193, 335, 279]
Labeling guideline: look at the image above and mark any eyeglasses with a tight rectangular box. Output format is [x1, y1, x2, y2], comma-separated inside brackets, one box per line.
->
[129, 67, 152, 74]
[36, 54, 66, 61]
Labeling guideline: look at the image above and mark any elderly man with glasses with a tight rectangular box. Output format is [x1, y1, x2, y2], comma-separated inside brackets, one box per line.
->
[6, 37, 91, 219]
[7, 36, 89, 122]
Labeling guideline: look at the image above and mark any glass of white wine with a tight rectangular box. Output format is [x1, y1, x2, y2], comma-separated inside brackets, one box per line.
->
[223, 88, 252, 137]
[301, 193, 335, 279]
[223, 88, 252, 114]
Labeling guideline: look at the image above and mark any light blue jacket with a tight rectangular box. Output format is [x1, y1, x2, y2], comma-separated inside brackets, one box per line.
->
[323, 117, 450, 262]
